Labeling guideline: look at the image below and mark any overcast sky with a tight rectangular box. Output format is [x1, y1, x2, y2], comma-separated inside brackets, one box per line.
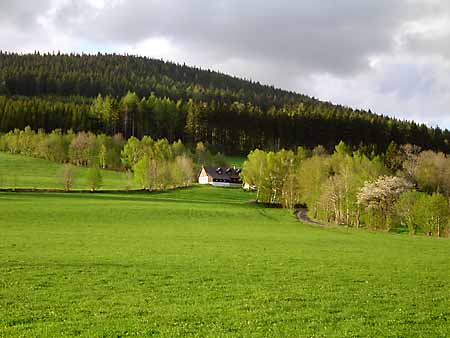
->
[2, 0, 450, 128]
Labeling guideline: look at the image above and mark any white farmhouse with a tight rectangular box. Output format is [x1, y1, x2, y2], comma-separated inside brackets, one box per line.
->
[198, 166, 243, 187]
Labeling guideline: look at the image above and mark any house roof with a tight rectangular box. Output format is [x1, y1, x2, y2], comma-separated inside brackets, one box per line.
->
[202, 166, 242, 180]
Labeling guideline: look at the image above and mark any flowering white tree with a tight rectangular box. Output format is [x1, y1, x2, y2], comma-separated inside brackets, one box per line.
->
[357, 176, 413, 229]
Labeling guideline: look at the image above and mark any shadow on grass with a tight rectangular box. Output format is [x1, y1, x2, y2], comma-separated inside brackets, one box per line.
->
[0, 186, 256, 207]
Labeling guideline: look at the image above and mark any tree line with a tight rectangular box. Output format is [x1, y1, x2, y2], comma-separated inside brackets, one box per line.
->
[0, 51, 312, 108]
[0, 127, 227, 191]
[1, 93, 448, 155]
[0, 52, 449, 154]
[241, 142, 450, 237]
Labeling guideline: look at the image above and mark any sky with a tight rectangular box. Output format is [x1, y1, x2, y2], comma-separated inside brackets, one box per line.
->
[2, 0, 450, 128]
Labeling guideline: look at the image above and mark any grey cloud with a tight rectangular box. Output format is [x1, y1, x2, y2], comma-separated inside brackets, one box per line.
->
[54, 0, 415, 76]
[398, 2, 450, 60]
[297, 57, 450, 128]
[377, 63, 436, 100]
[403, 32, 450, 60]
[0, 0, 52, 30]
[0, 0, 56, 52]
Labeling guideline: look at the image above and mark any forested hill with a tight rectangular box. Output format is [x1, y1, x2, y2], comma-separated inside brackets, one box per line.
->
[0, 52, 308, 108]
[0, 51, 449, 154]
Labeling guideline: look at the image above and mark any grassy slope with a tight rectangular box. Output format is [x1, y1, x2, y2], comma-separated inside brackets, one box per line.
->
[0, 152, 135, 190]
[1, 186, 450, 337]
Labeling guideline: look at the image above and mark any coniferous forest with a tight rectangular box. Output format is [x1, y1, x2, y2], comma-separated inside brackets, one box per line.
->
[0, 51, 449, 154]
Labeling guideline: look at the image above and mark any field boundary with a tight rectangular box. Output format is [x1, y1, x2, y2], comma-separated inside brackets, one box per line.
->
[0, 186, 191, 194]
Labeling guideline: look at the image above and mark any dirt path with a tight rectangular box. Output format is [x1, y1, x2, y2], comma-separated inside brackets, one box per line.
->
[296, 208, 327, 227]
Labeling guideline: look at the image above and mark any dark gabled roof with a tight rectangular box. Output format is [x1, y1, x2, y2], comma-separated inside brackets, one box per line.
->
[203, 166, 242, 180]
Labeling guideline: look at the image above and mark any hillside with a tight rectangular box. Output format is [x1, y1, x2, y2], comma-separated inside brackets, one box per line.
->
[0, 52, 449, 154]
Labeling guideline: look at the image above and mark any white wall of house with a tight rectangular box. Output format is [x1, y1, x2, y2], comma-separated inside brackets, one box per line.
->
[198, 167, 210, 184]
[198, 176, 209, 184]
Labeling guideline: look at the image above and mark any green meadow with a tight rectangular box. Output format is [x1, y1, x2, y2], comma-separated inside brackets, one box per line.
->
[0, 152, 134, 190]
[1, 153, 450, 337]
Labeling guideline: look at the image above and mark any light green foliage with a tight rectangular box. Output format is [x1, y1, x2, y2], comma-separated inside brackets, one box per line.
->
[243, 142, 450, 235]
[323, 151, 386, 226]
[132, 154, 152, 190]
[418, 193, 450, 237]
[296, 146, 311, 162]
[246, 143, 391, 229]
[98, 142, 108, 169]
[155, 160, 172, 190]
[396, 191, 450, 236]
[153, 138, 173, 161]
[268, 149, 296, 205]
[0, 127, 197, 177]
[241, 149, 270, 202]
[242, 149, 303, 205]
[243, 144, 389, 228]
[133, 152, 195, 191]
[18, 126, 35, 156]
[334, 140, 352, 156]
[173, 155, 194, 187]
[124, 169, 133, 191]
[394, 190, 424, 234]
[297, 155, 331, 218]
[171, 139, 186, 158]
[413, 150, 450, 195]
[2, 127, 70, 163]
[90, 94, 113, 126]
[2, 128, 21, 153]
[61, 163, 75, 192]
[194, 141, 207, 164]
[121, 136, 143, 168]
[87, 166, 103, 191]
[1, 186, 450, 337]
[46, 129, 67, 163]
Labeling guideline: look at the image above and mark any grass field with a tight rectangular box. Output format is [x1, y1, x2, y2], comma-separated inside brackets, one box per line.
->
[0, 152, 135, 190]
[1, 183, 450, 337]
